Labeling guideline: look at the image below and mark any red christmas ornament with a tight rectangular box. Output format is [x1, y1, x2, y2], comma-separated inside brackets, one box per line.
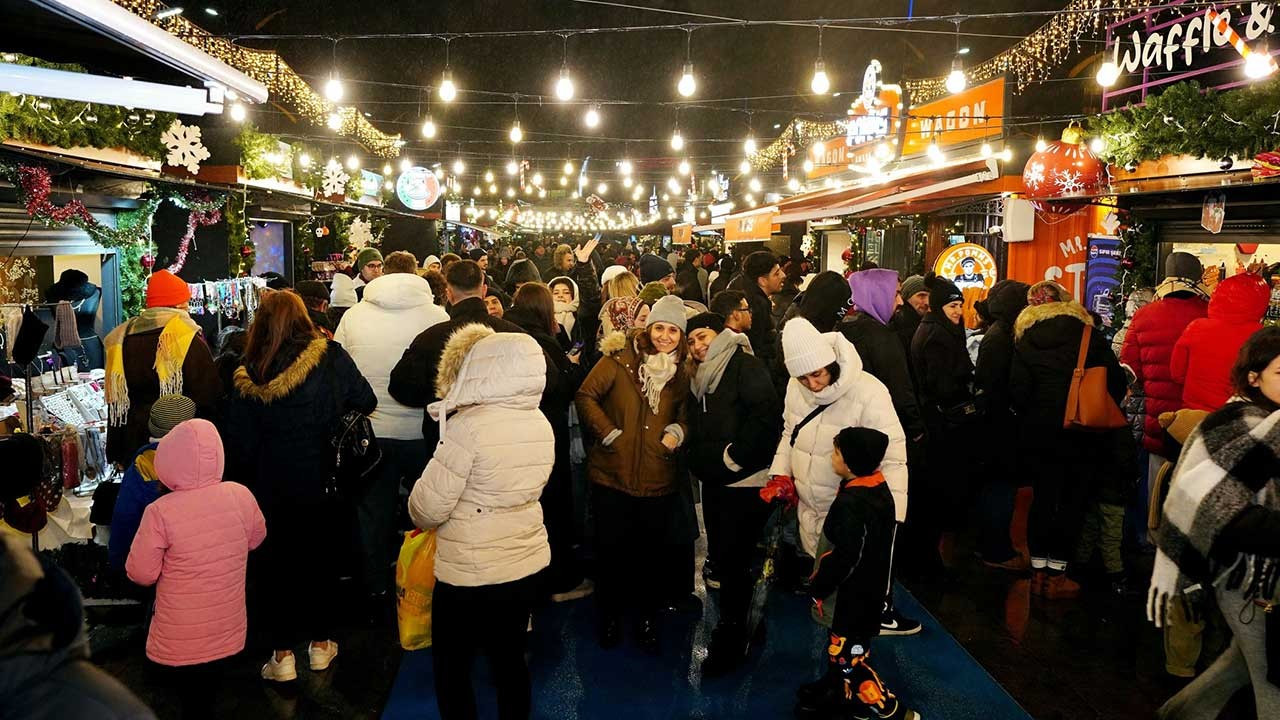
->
[140, 253, 156, 269]
[240, 244, 253, 257]
[1120, 256, 1135, 271]
[1021, 125, 1109, 216]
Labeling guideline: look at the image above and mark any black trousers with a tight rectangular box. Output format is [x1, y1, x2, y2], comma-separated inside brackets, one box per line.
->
[153, 658, 227, 720]
[262, 500, 343, 649]
[1027, 432, 1095, 563]
[702, 481, 723, 567]
[710, 485, 773, 628]
[593, 483, 689, 617]
[359, 438, 428, 595]
[431, 576, 537, 720]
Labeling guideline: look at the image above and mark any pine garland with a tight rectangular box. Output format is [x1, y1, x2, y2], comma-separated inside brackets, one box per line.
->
[1089, 76, 1280, 167]
[225, 193, 253, 276]
[233, 123, 284, 180]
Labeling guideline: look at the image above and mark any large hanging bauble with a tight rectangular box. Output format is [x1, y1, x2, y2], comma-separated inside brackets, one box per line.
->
[1021, 125, 1109, 215]
[140, 253, 156, 270]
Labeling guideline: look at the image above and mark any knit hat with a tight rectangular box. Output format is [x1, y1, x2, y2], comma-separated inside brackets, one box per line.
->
[1026, 280, 1071, 306]
[295, 281, 329, 305]
[148, 394, 196, 438]
[355, 247, 383, 273]
[800, 271, 855, 332]
[834, 427, 889, 477]
[984, 279, 1030, 323]
[422, 254, 441, 269]
[260, 271, 290, 290]
[1156, 251, 1209, 298]
[687, 312, 725, 335]
[600, 264, 628, 286]
[638, 281, 669, 306]
[900, 274, 926, 301]
[782, 317, 837, 377]
[504, 258, 542, 290]
[145, 270, 191, 308]
[469, 248, 488, 262]
[646, 294, 687, 332]
[638, 253, 674, 284]
[926, 274, 963, 310]
[604, 296, 645, 331]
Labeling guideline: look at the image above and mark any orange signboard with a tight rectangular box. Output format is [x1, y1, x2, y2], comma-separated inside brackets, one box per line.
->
[724, 207, 777, 242]
[672, 223, 692, 245]
[902, 77, 1005, 156]
[1006, 205, 1108, 298]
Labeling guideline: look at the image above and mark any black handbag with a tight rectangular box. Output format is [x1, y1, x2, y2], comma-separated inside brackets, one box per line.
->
[327, 409, 381, 498]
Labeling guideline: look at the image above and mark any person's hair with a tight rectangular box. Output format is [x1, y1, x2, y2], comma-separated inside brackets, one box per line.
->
[422, 269, 447, 305]
[548, 277, 575, 298]
[603, 270, 640, 301]
[634, 325, 688, 364]
[824, 361, 842, 383]
[243, 291, 319, 381]
[683, 247, 701, 266]
[513, 283, 558, 336]
[440, 252, 461, 270]
[742, 250, 779, 282]
[1232, 327, 1280, 410]
[446, 259, 485, 293]
[505, 258, 543, 291]
[709, 289, 747, 318]
[553, 244, 573, 267]
[383, 251, 419, 275]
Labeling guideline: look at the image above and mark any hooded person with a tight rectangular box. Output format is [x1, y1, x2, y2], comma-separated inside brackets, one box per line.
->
[843, 269, 924, 443]
[548, 275, 581, 347]
[125, 419, 266, 714]
[334, 263, 449, 600]
[0, 534, 158, 720]
[328, 272, 359, 325]
[685, 311, 784, 676]
[421, 254, 442, 272]
[408, 327, 554, 720]
[504, 257, 543, 294]
[1171, 272, 1269, 411]
[103, 270, 220, 466]
[708, 254, 737, 299]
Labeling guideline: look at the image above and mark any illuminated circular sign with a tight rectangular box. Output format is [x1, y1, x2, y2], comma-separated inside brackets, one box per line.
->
[396, 167, 441, 211]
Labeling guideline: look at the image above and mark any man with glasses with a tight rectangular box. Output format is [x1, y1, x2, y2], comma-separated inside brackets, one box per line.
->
[710, 290, 752, 337]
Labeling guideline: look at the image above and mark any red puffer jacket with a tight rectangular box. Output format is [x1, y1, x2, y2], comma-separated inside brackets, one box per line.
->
[1120, 294, 1208, 456]
[1170, 273, 1269, 412]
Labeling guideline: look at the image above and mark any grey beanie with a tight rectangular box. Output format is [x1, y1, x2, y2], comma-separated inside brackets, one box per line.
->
[900, 275, 926, 300]
[646, 294, 687, 332]
[1164, 251, 1203, 282]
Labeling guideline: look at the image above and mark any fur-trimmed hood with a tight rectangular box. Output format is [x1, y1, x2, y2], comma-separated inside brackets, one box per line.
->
[233, 338, 328, 403]
[429, 325, 546, 424]
[1014, 300, 1092, 341]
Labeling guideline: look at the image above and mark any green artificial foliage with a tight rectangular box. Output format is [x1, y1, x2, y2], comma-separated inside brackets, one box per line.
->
[1089, 76, 1280, 167]
[233, 123, 288, 180]
[0, 55, 174, 159]
[118, 244, 148, 319]
[225, 194, 252, 276]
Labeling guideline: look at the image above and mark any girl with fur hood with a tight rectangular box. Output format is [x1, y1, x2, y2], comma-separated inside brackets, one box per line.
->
[575, 295, 691, 653]
[409, 326, 555, 720]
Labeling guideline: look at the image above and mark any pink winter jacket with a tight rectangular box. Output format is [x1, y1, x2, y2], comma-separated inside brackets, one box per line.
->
[126, 419, 266, 666]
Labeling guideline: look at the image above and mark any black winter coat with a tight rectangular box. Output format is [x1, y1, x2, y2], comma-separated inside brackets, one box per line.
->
[840, 312, 925, 441]
[888, 306, 923, 396]
[910, 311, 974, 425]
[224, 338, 376, 509]
[727, 274, 778, 371]
[809, 477, 896, 641]
[505, 305, 587, 485]
[687, 346, 783, 486]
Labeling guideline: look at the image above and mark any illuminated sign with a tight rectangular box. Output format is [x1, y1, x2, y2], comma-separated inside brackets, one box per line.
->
[395, 167, 441, 211]
[902, 78, 1005, 156]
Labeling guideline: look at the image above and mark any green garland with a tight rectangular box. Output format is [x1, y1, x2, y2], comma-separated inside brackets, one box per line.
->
[225, 193, 252, 276]
[233, 123, 287, 180]
[1089, 76, 1280, 167]
[1110, 221, 1159, 328]
[118, 244, 149, 319]
[0, 54, 174, 160]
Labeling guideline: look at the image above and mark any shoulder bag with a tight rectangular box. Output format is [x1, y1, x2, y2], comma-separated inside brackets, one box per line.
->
[1063, 325, 1128, 431]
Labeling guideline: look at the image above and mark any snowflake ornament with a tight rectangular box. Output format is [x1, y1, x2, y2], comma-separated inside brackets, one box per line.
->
[1024, 162, 1046, 191]
[162, 120, 211, 174]
[348, 217, 373, 249]
[1053, 168, 1085, 195]
[322, 165, 350, 197]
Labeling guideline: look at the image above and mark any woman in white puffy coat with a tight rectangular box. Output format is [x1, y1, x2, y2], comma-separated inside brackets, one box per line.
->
[408, 324, 554, 720]
[770, 318, 909, 559]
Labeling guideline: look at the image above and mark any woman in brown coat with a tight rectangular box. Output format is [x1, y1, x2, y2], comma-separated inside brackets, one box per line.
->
[576, 295, 690, 653]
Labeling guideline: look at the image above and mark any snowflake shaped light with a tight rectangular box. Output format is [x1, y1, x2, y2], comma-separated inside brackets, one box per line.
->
[322, 165, 350, 197]
[1024, 162, 1046, 191]
[1053, 168, 1085, 195]
[348, 217, 373, 249]
[162, 120, 211, 174]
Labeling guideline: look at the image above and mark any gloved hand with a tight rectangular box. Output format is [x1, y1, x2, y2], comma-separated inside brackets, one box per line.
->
[1147, 548, 1182, 628]
[759, 475, 797, 508]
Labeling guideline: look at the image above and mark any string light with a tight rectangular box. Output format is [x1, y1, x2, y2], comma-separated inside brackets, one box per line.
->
[532, 172, 543, 186]
[1035, 136, 1048, 152]
[484, 169, 494, 182]
[506, 160, 519, 175]
[671, 128, 684, 151]
[554, 36, 575, 101]
[678, 159, 691, 175]
[1096, 59, 1121, 88]
[1245, 43, 1277, 79]
[452, 158, 465, 174]
[345, 154, 360, 171]
[748, 177, 762, 192]
[506, 187, 516, 197]
[400, 158, 413, 172]
[229, 102, 246, 122]
[563, 161, 574, 175]
[438, 69, 458, 102]
[1000, 148, 1013, 161]
[597, 182, 608, 195]
[744, 136, 757, 155]
[927, 136, 944, 162]
[327, 112, 342, 130]
[802, 158, 814, 173]
[560, 176, 569, 186]
[980, 142, 992, 157]
[945, 22, 967, 94]
[383, 163, 393, 174]
[622, 176, 633, 188]
[509, 121, 523, 143]
[619, 159, 633, 175]
[584, 104, 601, 128]
[738, 159, 751, 174]
[299, 153, 312, 167]
[324, 74, 343, 102]
[473, 186, 482, 196]
[810, 26, 830, 95]
[489, 183, 498, 193]
[787, 178, 801, 192]
[421, 115, 437, 138]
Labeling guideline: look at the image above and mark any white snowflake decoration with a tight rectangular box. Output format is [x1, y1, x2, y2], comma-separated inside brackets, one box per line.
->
[1053, 168, 1085, 195]
[162, 120, 210, 174]
[1024, 161, 1046, 191]
[348, 217, 373, 249]
[322, 165, 350, 197]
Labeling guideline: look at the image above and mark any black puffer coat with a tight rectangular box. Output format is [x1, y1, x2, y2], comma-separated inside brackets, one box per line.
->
[686, 341, 782, 486]
[841, 312, 925, 441]
[910, 312, 974, 426]
[974, 280, 1029, 423]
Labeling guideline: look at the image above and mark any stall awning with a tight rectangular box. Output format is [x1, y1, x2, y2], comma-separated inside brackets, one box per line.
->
[723, 206, 778, 242]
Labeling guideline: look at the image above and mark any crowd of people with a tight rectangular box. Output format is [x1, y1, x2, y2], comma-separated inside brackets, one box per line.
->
[12, 235, 1280, 720]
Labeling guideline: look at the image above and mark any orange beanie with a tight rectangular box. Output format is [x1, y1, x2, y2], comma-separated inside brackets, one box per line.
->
[145, 270, 191, 308]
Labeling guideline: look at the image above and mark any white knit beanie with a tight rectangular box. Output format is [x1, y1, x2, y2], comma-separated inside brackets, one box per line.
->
[600, 265, 628, 286]
[783, 317, 836, 377]
[646, 295, 687, 332]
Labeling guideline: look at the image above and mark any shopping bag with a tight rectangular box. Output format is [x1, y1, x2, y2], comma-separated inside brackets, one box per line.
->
[395, 528, 437, 650]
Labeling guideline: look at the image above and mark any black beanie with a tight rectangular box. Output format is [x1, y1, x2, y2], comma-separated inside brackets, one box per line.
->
[834, 427, 889, 477]
[639, 254, 674, 284]
[687, 312, 725, 334]
[469, 248, 488, 261]
[800, 271, 854, 332]
[925, 272, 963, 311]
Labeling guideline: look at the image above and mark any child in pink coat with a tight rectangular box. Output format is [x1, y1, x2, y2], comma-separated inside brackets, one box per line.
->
[126, 418, 265, 719]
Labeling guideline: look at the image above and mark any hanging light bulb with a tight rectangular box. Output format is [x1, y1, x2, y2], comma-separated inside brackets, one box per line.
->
[619, 159, 633, 175]
[532, 173, 543, 186]
[433, 167, 445, 180]
[810, 59, 830, 95]
[438, 68, 457, 102]
[452, 159, 465, 174]
[560, 176, 569, 186]
[483, 169, 494, 183]
[489, 184, 498, 194]
[400, 158, 413, 172]
[1245, 44, 1277, 79]
[1000, 148, 1013, 162]
[678, 159, 691, 175]
[666, 177, 681, 193]
[597, 182, 609, 195]
[509, 121, 523, 143]
[671, 129, 684, 151]
[748, 177, 762, 193]
[382, 163, 393, 175]
[506, 160, 519, 176]
[739, 159, 751, 174]
[802, 158, 814, 174]
[299, 153, 312, 168]
[812, 142, 826, 159]
[787, 178, 801, 192]
[744, 137, 757, 155]
[584, 105, 601, 128]
[563, 161, 574, 175]
[927, 137, 944, 162]
[229, 103, 246, 122]
[1089, 137, 1106, 154]
[1096, 60, 1121, 88]
[324, 74, 344, 102]
[345, 154, 360, 171]
[421, 115, 437, 138]
[327, 112, 342, 130]
[945, 57, 967, 94]
[473, 186, 481, 196]
[677, 62, 696, 97]
[622, 176, 633, 188]
[1035, 136, 1048, 152]
[555, 67, 575, 101]
[980, 142, 993, 158]
[506, 187, 516, 198]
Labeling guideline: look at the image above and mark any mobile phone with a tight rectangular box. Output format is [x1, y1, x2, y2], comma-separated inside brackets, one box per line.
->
[571, 341, 584, 353]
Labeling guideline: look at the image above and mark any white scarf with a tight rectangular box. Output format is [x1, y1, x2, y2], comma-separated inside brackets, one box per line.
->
[555, 299, 578, 337]
[638, 348, 677, 415]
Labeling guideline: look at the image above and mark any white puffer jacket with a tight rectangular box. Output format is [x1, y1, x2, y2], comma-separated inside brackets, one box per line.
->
[408, 325, 554, 586]
[769, 331, 908, 556]
[334, 272, 448, 440]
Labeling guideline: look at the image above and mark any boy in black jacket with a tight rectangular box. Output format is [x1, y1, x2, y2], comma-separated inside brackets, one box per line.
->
[797, 427, 917, 720]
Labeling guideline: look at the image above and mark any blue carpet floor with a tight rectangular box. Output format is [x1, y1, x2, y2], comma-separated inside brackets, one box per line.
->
[383, 584, 1032, 720]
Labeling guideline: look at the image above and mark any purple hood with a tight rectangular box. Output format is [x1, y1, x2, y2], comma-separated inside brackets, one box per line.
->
[848, 268, 901, 326]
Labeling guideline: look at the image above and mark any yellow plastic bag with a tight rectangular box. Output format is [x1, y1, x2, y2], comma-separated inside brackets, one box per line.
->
[395, 528, 437, 650]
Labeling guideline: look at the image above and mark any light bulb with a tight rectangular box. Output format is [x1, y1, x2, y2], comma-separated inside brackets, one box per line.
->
[739, 159, 751, 174]
[927, 140, 943, 162]
[400, 158, 412, 172]
[509, 122, 523, 143]
[421, 116, 436, 138]
[531, 173, 543, 186]
[802, 158, 814, 173]
[452, 159, 465, 174]
[980, 143, 992, 158]
[678, 159, 691, 175]
[473, 186, 481, 196]
[538, 188, 546, 198]
[671, 130, 684, 151]
[1245, 47, 1277, 79]
[619, 159, 633, 175]
[875, 142, 893, 161]
[584, 105, 600, 128]
[945, 58, 967, 94]
[489, 184, 497, 194]
[559, 176, 568, 186]
[597, 182, 608, 195]
[438, 69, 457, 102]
[506, 160, 519, 176]
[1000, 148, 1013, 162]
[810, 59, 830, 94]
[384, 181, 393, 190]
[324, 74, 344, 102]
[299, 153, 312, 167]
[1089, 137, 1106, 154]
[666, 177, 680, 193]
[555, 68, 575, 101]
[1035, 137, 1048, 152]
[748, 177, 762, 193]
[563, 161, 574, 175]
[327, 112, 342, 130]
[382, 163, 392, 175]
[787, 178, 801, 192]
[812, 141, 826, 159]
[622, 176, 633, 188]
[433, 167, 444, 179]
[345, 154, 360, 171]
[744, 137, 757, 155]
[1096, 60, 1121, 88]
[229, 103, 246, 122]
[677, 62, 696, 97]
[506, 188, 516, 197]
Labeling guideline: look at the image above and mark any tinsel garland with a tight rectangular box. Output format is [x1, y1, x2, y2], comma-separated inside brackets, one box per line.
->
[168, 205, 222, 274]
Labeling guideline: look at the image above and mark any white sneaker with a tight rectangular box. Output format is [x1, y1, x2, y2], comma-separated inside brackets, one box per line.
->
[308, 640, 339, 671]
[261, 653, 297, 682]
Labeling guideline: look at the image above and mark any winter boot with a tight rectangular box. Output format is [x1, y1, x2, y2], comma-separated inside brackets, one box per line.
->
[701, 622, 748, 677]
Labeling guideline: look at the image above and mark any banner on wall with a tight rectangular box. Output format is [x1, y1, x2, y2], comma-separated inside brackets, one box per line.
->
[902, 78, 1005, 157]
[933, 242, 997, 329]
[1006, 205, 1107, 298]
[672, 223, 692, 245]
[1085, 234, 1122, 328]
[724, 207, 777, 242]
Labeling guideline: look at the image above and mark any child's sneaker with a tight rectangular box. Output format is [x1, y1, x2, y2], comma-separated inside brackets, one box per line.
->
[1044, 573, 1082, 600]
[308, 640, 338, 670]
[261, 652, 297, 682]
[879, 608, 922, 636]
